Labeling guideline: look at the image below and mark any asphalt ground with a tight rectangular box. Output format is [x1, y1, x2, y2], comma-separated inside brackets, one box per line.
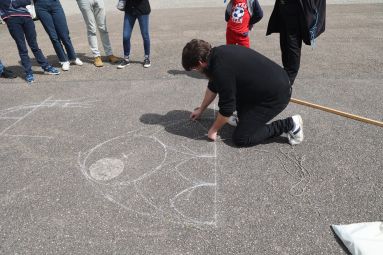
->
[0, 3, 382, 255]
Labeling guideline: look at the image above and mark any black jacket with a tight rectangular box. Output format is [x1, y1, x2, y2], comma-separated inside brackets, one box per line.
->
[266, 0, 326, 45]
[207, 45, 291, 117]
[125, 0, 151, 16]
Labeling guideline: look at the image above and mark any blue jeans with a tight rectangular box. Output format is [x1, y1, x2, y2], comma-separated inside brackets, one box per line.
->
[0, 60, 4, 76]
[35, 0, 77, 62]
[123, 13, 150, 58]
[6, 16, 49, 75]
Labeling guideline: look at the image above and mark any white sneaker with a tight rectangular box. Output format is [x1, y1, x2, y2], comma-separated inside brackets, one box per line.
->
[288, 114, 304, 145]
[227, 111, 238, 127]
[61, 61, 70, 71]
[71, 58, 83, 66]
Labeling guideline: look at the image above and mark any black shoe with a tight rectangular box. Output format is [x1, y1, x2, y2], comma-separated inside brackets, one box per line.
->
[143, 58, 151, 68]
[1, 68, 17, 79]
[117, 58, 130, 69]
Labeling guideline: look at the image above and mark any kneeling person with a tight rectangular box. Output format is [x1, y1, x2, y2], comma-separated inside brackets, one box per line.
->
[182, 39, 303, 147]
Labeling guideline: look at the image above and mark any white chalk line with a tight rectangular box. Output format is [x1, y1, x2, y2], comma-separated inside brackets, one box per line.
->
[250, 147, 312, 197]
[78, 118, 218, 226]
[1, 134, 54, 139]
[0, 97, 96, 139]
[170, 182, 216, 226]
[213, 102, 218, 225]
[278, 148, 311, 196]
[0, 96, 53, 137]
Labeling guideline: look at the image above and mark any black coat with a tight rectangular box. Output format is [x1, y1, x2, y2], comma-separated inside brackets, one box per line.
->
[266, 0, 326, 45]
[125, 0, 151, 16]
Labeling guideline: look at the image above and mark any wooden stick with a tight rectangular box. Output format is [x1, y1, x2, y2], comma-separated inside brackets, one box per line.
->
[290, 98, 383, 128]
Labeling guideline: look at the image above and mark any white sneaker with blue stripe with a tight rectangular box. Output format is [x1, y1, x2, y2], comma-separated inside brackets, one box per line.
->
[288, 114, 304, 145]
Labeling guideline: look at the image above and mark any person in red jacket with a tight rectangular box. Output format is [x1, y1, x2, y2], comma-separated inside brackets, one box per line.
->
[225, 0, 263, 48]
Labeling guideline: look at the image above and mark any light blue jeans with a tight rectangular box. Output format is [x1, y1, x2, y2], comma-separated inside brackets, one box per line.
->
[76, 0, 113, 57]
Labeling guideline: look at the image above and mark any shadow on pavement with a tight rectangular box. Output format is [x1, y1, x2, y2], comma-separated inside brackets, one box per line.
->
[140, 109, 289, 147]
[140, 109, 214, 140]
[167, 69, 207, 80]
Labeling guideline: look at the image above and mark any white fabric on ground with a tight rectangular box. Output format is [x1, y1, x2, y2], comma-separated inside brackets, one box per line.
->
[332, 221, 383, 255]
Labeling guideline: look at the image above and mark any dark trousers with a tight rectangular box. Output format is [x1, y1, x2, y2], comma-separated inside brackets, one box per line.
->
[123, 13, 150, 57]
[35, 0, 76, 62]
[6, 16, 49, 75]
[0, 60, 3, 76]
[278, 0, 302, 85]
[232, 88, 293, 147]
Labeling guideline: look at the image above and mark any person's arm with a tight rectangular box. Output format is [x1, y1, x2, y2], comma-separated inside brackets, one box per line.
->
[208, 67, 236, 141]
[249, 0, 263, 25]
[208, 112, 228, 141]
[190, 87, 217, 121]
[0, 0, 12, 9]
[12, 0, 32, 8]
[225, 9, 230, 22]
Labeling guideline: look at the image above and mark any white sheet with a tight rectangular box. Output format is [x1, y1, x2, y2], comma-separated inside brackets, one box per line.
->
[332, 222, 383, 255]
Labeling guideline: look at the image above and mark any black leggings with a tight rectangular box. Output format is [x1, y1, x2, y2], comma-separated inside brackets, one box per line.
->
[278, 0, 302, 85]
[232, 91, 293, 147]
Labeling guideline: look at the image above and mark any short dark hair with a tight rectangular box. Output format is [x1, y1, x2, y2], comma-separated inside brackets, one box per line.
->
[182, 39, 212, 71]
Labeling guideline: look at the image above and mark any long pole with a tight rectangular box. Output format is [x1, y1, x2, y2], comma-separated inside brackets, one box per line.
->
[290, 98, 383, 128]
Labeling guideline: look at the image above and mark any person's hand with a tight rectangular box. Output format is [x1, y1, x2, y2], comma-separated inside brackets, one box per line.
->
[190, 107, 203, 121]
[208, 128, 218, 141]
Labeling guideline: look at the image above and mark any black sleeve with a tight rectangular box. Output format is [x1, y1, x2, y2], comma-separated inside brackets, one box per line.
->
[225, 9, 230, 22]
[0, 0, 11, 9]
[207, 81, 218, 94]
[213, 68, 237, 117]
[12, 0, 32, 8]
[249, 0, 263, 25]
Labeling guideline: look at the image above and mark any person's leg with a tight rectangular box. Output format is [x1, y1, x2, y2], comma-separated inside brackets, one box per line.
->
[278, 1, 302, 85]
[93, 0, 113, 56]
[122, 13, 135, 59]
[232, 103, 294, 147]
[0, 60, 3, 76]
[237, 33, 250, 48]
[76, 0, 100, 57]
[226, 29, 237, 45]
[6, 17, 34, 75]
[51, 0, 77, 61]
[137, 14, 150, 57]
[35, 1, 68, 62]
[23, 17, 50, 70]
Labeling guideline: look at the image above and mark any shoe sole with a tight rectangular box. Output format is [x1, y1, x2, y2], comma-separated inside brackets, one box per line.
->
[143, 64, 151, 68]
[117, 64, 130, 69]
[288, 115, 304, 145]
[45, 71, 60, 75]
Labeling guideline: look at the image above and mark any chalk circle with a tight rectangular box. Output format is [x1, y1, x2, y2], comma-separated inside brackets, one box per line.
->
[89, 158, 124, 181]
[85, 135, 166, 183]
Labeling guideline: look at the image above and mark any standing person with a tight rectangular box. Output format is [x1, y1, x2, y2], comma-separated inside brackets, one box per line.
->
[225, 0, 263, 48]
[117, 0, 151, 69]
[76, 0, 120, 67]
[0, 60, 17, 79]
[266, 0, 326, 85]
[182, 39, 304, 147]
[34, 0, 83, 71]
[0, 0, 60, 83]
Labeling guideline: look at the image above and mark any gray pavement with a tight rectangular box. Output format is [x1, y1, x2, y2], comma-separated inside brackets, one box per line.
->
[0, 3, 383, 255]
